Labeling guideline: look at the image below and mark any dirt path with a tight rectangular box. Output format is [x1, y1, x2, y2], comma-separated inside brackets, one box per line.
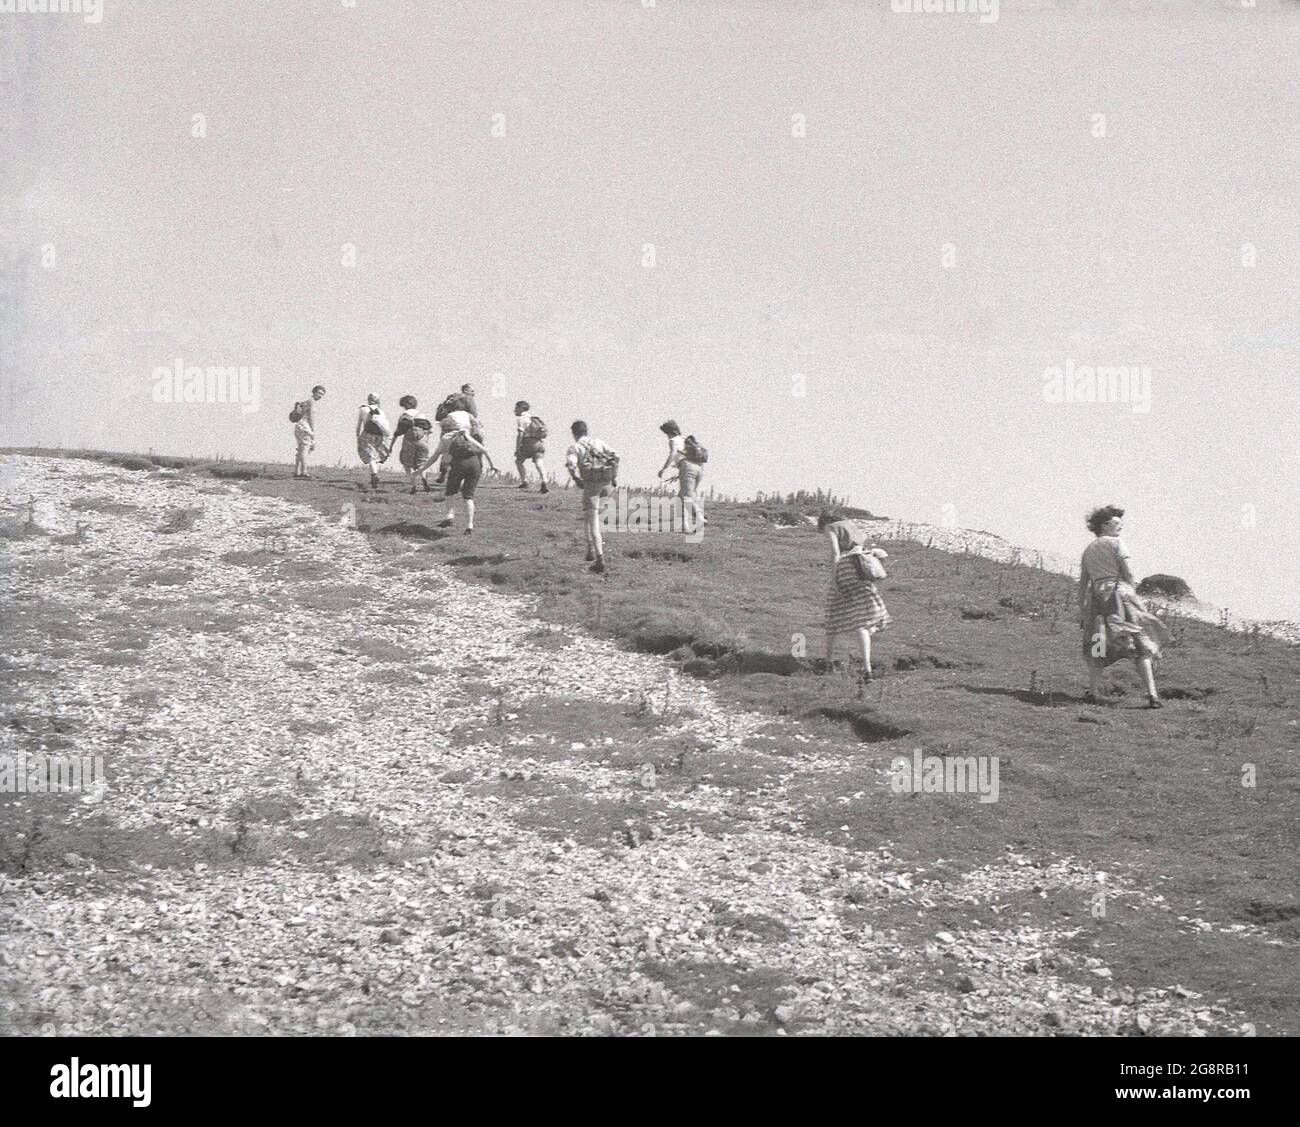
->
[0, 456, 1255, 1036]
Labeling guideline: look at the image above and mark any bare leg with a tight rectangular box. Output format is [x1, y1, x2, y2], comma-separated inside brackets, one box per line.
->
[1086, 659, 1104, 699]
[858, 627, 872, 677]
[464, 498, 475, 531]
[1136, 655, 1159, 704]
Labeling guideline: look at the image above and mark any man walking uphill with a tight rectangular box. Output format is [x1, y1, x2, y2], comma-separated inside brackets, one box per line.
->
[565, 420, 619, 574]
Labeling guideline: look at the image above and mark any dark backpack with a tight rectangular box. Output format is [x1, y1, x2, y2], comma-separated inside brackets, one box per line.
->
[683, 435, 709, 465]
[449, 431, 478, 459]
[435, 393, 464, 421]
[288, 401, 305, 423]
[525, 416, 548, 440]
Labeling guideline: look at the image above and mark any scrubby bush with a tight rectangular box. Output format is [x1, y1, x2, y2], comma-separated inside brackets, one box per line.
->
[1138, 573, 1193, 600]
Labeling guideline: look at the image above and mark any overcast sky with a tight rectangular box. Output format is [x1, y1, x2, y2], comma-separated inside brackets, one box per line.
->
[2, 0, 1297, 619]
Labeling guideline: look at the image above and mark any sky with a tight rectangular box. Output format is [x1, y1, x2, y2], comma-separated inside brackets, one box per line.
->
[2, 0, 1297, 620]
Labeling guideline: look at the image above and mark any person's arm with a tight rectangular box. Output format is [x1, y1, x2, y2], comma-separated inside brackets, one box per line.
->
[463, 434, 495, 472]
[1078, 558, 1092, 625]
[565, 445, 583, 486]
[1115, 539, 1136, 586]
[355, 407, 368, 438]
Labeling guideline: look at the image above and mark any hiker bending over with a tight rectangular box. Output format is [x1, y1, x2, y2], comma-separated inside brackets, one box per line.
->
[1078, 505, 1169, 708]
[290, 385, 325, 479]
[433, 385, 482, 485]
[820, 509, 890, 683]
[421, 423, 495, 535]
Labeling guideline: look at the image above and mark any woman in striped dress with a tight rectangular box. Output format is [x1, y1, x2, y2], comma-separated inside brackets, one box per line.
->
[820, 511, 891, 683]
[1078, 505, 1170, 708]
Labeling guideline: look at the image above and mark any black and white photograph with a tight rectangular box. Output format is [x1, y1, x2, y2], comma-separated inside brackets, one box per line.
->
[1, 0, 1296, 1102]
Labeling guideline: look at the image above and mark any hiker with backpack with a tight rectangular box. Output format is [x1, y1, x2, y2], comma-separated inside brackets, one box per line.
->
[425, 420, 496, 535]
[819, 509, 891, 684]
[514, 401, 550, 493]
[289, 385, 326, 479]
[355, 393, 392, 492]
[565, 420, 619, 573]
[433, 385, 483, 485]
[389, 395, 436, 494]
[657, 420, 709, 531]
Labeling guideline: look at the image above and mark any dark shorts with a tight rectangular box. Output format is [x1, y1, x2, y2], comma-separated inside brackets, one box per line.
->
[516, 438, 545, 459]
[446, 456, 482, 499]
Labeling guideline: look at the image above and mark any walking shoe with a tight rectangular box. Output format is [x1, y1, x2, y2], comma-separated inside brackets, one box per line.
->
[585, 548, 596, 562]
[422, 479, 432, 493]
[1147, 696, 1163, 709]
[540, 484, 550, 494]
[464, 527, 474, 536]
[518, 483, 529, 491]
[589, 559, 606, 574]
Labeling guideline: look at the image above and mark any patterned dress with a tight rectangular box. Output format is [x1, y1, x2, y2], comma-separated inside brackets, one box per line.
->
[1079, 536, 1171, 667]
[825, 521, 891, 635]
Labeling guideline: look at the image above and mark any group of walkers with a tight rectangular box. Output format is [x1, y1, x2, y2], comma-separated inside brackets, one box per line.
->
[289, 388, 1169, 703]
[286, 386, 707, 571]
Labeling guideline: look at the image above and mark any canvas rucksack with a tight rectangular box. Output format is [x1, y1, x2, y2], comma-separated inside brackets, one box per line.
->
[435, 393, 465, 421]
[683, 435, 709, 465]
[288, 401, 305, 423]
[525, 416, 548, 440]
[578, 442, 619, 485]
[449, 430, 478, 459]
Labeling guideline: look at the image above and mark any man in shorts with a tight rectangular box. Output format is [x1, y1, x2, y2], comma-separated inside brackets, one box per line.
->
[514, 400, 549, 492]
[565, 420, 618, 574]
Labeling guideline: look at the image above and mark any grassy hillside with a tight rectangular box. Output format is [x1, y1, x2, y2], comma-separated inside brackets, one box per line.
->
[3, 448, 1297, 1035]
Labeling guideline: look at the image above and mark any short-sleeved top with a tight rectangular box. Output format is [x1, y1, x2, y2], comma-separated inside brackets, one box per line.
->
[666, 434, 685, 468]
[566, 437, 613, 473]
[357, 405, 390, 437]
[394, 410, 433, 442]
[1081, 536, 1130, 583]
[296, 396, 316, 428]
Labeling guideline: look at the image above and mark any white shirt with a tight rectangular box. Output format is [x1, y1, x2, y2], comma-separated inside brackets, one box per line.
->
[446, 409, 476, 433]
[666, 434, 685, 468]
[356, 404, 391, 438]
[566, 436, 614, 473]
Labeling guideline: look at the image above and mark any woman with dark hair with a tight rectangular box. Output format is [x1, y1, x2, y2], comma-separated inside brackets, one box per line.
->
[657, 419, 706, 529]
[390, 395, 435, 493]
[1078, 505, 1170, 708]
[818, 509, 890, 683]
